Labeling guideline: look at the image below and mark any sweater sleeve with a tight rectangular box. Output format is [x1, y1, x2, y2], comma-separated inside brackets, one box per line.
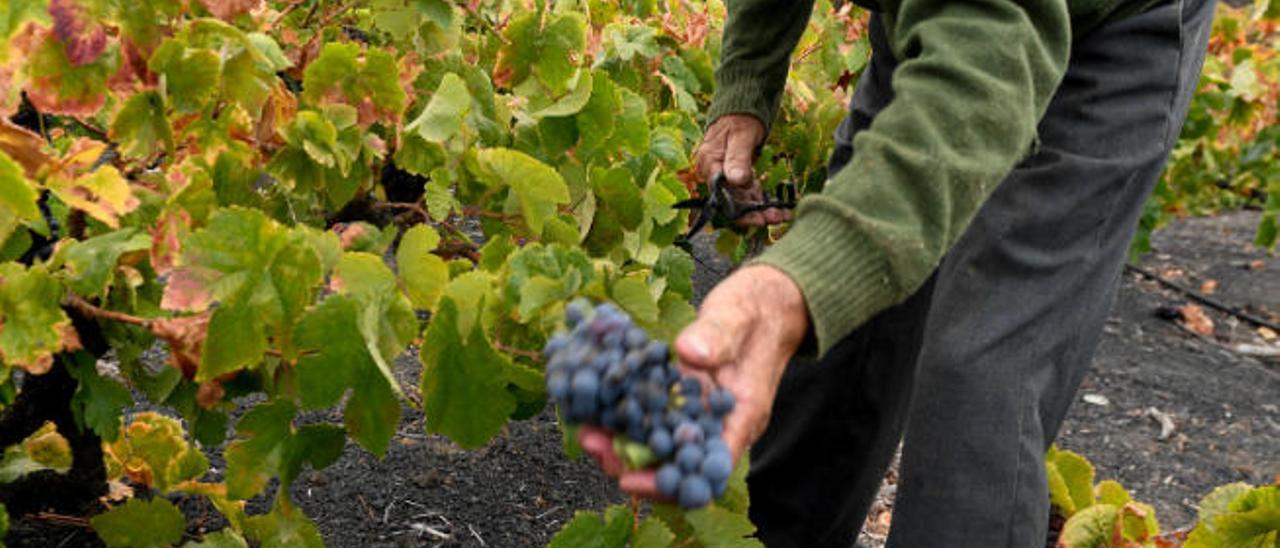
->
[752, 0, 1072, 357]
[705, 0, 816, 131]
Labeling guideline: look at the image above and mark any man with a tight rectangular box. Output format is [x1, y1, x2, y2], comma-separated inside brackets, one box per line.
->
[581, 0, 1216, 545]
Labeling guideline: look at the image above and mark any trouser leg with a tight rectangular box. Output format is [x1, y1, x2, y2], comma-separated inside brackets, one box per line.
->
[887, 0, 1215, 546]
[747, 16, 912, 548]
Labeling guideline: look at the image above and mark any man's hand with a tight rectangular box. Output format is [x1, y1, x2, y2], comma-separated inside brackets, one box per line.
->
[578, 265, 809, 498]
[694, 114, 791, 226]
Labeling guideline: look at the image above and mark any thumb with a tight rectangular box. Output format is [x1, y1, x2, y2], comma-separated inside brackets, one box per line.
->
[722, 126, 760, 188]
[675, 303, 752, 371]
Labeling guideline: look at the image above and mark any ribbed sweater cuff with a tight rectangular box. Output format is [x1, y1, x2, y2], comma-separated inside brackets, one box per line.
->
[750, 203, 899, 358]
[706, 64, 783, 132]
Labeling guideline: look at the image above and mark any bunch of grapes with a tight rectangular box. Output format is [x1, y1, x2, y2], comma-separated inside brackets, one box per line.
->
[543, 299, 737, 509]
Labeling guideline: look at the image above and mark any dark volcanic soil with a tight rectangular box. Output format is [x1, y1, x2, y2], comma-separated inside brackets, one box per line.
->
[5, 211, 1278, 547]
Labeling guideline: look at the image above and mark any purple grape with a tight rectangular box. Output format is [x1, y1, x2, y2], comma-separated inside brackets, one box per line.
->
[664, 410, 688, 430]
[679, 378, 702, 398]
[641, 383, 668, 411]
[624, 327, 648, 349]
[546, 370, 571, 400]
[699, 416, 723, 438]
[571, 369, 599, 401]
[708, 387, 735, 417]
[656, 464, 681, 498]
[543, 333, 569, 358]
[565, 299, 590, 327]
[674, 422, 705, 446]
[676, 444, 703, 472]
[678, 475, 712, 509]
[648, 426, 673, 459]
[644, 340, 668, 364]
[701, 451, 733, 484]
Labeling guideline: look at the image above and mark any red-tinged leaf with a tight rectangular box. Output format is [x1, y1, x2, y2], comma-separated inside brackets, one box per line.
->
[46, 165, 140, 230]
[25, 29, 112, 116]
[160, 267, 213, 312]
[149, 313, 211, 379]
[1178, 304, 1215, 336]
[150, 209, 190, 277]
[49, 0, 107, 66]
[196, 380, 225, 409]
[0, 120, 51, 179]
[200, 0, 262, 21]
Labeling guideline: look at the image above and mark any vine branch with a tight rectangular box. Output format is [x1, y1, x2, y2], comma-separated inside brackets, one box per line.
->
[65, 294, 151, 328]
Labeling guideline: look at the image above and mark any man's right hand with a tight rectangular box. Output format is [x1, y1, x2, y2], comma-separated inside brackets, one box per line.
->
[694, 114, 791, 226]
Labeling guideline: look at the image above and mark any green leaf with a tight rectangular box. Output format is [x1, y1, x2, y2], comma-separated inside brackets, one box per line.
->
[654, 247, 694, 299]
[91, 498, 186, 548]
[224, 399, 296, 500]
[502, 243, 593, 321]
[601, 23, 659, 61]
[474, 148, 570, 235]
[397, 224, 449, 311]
[330, 252, 415, 393]
[0, 151, 40, 242]
[718, 453, 751, 515]
[533, 70, 593, 117]
[60, 228, 151, 298]
[496, 12, 586, 95]
[302, 43, 405, 125]
[168, 208, 322, 378]
[611, 275, 659, 325]
[110, 90, 174, 160]
[201, 302, 268, 381]
[149, 40, 222, 113]
[221, 48, 273, 115]
[66, 351, 132, 442]
[592, 167, 644, 230]
[548, 507, 631, 548]
[0, 263, 71, 373]
[419, 297, 518, 448]
[293, 296, 368, 409]
[406, 72, 471, 142]
[1047, 447, 1095, 516]
[245, 498, 324, 548]
[685, 505, 764, 548]
[0, 422, 71, 482]
[1214, 485, 1280, 546]
[0, 503, 8, 545]
[1057, 504, 1118, 548]
[634, 516, 675, 548]
[1094, 480, 1131, 508]
[344, 368, 400, 458]
[184, 529, 249, 548]
[280, 424, 345, 487]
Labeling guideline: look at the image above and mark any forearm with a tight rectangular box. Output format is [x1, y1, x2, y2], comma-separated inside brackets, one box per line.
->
[756, 0, 1071, 356]
[706, 0, 816, 132]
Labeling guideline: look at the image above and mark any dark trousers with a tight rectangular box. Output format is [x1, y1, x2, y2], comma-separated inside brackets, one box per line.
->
[746, 1, 1216, 546]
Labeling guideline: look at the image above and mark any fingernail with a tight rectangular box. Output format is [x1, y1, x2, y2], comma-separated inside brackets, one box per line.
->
[687, 335, 712, 361]
[727, 167, 746, 181]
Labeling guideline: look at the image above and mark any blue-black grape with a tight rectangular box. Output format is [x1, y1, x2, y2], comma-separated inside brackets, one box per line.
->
[543, 298, 737, 510]
[546, 370, 570, 400]
[678, 475, 712, 509]
[701, 451, 733, 484]
[648, 426, 673, 459]
[708, 387, 735, 417]
[656, 464, 681, 498]
[674, 422, 705, 446]
[676, 444, 703, 473]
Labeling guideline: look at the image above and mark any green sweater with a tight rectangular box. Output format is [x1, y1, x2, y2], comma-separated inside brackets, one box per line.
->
[710, 0, 1163, 356]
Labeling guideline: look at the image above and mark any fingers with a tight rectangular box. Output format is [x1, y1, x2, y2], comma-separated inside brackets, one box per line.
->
[723, 128, 758, 188]
[675, 297, 754, 370]
[579, 426, 624, 478]
[618, 469, 661, 499]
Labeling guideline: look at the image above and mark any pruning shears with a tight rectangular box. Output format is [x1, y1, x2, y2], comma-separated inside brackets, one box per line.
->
[671, 172, 798, 243]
